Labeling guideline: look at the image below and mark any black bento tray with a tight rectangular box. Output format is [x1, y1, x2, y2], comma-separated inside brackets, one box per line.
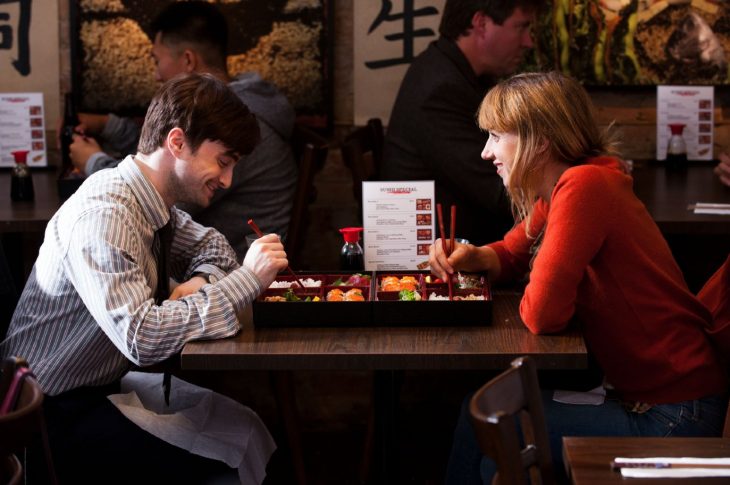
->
[252, 271, 492, 327]
[252, 272, 373, 327]
[372, 271, 492, 326]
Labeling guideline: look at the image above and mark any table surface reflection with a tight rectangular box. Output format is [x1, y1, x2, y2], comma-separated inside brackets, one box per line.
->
[181, 289, 587, 371]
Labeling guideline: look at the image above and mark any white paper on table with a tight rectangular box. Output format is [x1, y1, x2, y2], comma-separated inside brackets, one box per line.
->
[552, 385, 606, 405]
[617, 457, 730, 478]
[692, 202, 730, 215]
[108, 372, 276, 485]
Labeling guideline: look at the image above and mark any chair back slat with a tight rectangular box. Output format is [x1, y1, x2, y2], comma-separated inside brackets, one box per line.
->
[469, 356, 555, 485]
[341, 118, 384, 219]
[287, 124, 329, 268]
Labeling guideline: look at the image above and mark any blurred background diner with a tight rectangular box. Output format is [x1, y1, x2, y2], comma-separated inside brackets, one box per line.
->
[1, 0, 730, 483]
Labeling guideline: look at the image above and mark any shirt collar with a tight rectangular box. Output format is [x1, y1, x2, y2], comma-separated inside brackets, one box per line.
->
[117, 155, 170, 230]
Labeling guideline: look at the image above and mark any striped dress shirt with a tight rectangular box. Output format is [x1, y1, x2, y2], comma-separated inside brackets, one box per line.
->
[0, 157, 262, 395]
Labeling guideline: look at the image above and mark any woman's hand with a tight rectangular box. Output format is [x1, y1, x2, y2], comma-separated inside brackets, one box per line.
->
[242, 233, 288, 288]
[428, 238, 470, 282]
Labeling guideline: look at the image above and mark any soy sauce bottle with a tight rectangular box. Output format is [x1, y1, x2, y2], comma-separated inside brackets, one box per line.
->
[60, 92, 79, 177]
[10, 150, 34, 202]
[339, 227, 364, 271]
[666, 123, 688, 170]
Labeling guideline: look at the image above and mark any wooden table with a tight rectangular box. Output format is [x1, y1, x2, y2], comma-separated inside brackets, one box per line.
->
[631, 162, 730, 235]
[181, 289, 587, 371]
[563, 437, 730, 484]
[183, 290, 586, 485]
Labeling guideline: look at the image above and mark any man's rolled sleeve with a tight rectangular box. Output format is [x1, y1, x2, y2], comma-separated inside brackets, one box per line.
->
[215, 266, 263, 314]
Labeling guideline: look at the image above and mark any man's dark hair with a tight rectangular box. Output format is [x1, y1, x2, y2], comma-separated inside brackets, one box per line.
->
[439, 0, 544, 41]
[150, 1, 228, 70]
[138, 72, 259, 157]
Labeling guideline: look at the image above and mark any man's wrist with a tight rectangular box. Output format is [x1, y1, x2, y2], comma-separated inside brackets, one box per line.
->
[192, 272, 218, 284]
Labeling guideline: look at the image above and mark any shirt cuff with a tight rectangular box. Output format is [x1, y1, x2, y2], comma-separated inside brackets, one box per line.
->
[101, 113, 122, 140]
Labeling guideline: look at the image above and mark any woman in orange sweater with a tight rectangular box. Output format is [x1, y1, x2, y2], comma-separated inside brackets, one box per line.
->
[435, 72, 728, 484]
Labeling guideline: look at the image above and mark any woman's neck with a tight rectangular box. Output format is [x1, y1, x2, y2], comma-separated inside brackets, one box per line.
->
[539, 161, 571, 202]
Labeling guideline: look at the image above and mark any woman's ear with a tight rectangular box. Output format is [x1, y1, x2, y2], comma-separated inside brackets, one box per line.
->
[537, 137, 550, 155]
[166, 127, 186, 157]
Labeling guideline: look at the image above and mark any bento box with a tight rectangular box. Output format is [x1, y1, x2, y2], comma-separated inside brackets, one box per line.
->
[372, 271, 492, 326]
[252, 270, 492, 327]
[252, 272, 374, 327]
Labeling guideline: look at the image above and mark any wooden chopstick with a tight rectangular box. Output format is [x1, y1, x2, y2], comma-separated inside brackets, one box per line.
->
[436, 204, 454, 301]
[247, 219, 307, 289]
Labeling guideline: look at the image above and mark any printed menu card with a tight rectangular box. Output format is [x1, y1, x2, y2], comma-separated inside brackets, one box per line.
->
[0, 92, 47, 167]
[362, 181, 435, 270]
[656, 85, 714, 161]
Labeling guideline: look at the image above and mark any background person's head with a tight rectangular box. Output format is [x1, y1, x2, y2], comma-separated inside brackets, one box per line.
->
[477, 71, 619, 219]
[138, 72, 259, 158]
[439, 0, 545, 77]
[150, 1, 229, 82]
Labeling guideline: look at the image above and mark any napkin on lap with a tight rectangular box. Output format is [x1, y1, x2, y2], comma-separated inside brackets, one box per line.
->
[109, 371, 276, 485]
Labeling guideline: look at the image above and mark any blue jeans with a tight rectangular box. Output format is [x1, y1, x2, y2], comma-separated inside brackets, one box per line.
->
[445, 390, 728, 485]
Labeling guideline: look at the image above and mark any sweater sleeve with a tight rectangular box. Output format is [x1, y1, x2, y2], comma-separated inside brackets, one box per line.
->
[519, 168, 612, 334]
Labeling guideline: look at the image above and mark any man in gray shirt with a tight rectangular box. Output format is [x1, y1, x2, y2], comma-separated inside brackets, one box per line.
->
[70, 1, 297, 260]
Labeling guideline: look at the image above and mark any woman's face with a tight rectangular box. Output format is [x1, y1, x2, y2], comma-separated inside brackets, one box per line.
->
[482, 131, 518, 187]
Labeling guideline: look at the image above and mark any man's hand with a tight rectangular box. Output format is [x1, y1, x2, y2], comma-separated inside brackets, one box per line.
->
[715, 152, 730, 187]
[169, 275, 208, 300]
[242, 233, 288, 288]
[69, 134, 102, 173]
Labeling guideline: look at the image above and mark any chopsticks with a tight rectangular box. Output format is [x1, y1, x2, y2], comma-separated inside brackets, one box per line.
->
[436, 203, 456, 301]
[247, 218, 307, 289]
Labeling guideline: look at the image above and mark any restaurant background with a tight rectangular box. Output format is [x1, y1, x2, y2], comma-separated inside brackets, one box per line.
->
[1, 2, 730, 482]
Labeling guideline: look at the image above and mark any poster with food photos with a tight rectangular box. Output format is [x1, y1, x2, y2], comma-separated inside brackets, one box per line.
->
[656, 85, 714, 161]
[0, 92, 47, 167]
[362, 181, 435, 271]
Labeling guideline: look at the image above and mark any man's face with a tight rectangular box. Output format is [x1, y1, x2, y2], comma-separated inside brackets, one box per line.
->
[479, 7, 535, 77]
[151, 33, 188, 82]
[167, 139, 239, 207]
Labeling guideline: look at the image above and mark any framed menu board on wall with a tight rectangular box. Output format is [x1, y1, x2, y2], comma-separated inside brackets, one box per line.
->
[70, 0, 333, 129]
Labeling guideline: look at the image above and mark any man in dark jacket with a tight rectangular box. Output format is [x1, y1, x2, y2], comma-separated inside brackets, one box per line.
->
[381, 0, 544, 245]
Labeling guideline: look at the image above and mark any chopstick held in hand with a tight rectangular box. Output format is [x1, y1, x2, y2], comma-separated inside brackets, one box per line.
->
[247, 219, 307, 289]
[436, 204, 454, 301]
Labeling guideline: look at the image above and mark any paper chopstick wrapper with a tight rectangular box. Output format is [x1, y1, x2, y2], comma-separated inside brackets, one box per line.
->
[688, 202, 730, 215]
[614, 457, 730, 478]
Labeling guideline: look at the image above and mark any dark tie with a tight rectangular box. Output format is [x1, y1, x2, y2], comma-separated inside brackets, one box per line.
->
[153, 219, 176, 405]
[154, 221, 172, 305]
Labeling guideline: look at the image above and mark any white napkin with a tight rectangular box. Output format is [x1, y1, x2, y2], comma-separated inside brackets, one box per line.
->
[108, 372, 276, 485]
[617, 457, 730, 478]
[552, 385, 606, 405]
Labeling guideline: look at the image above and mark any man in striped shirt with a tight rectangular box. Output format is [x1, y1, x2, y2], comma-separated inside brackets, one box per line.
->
[1, 73, 288, 482]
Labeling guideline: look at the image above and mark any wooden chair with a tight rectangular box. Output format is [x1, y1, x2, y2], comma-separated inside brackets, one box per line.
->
[340, 118, 384, 218]
[0, 360, 58, 485]
[286, 123, 329, 269]
[469, 356, 555, 485]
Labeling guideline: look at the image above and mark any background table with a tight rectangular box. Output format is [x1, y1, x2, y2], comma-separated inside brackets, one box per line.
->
[631, 162, 730, 235]
[0, 168, 62, 234]
[563, 436, 730, 484]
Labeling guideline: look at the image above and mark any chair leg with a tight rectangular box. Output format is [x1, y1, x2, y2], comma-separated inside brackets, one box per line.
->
[270, 370, 307, 485]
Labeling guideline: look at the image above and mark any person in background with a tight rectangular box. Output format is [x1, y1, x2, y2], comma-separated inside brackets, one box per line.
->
[381, 0, 545, 246]
[69, 1, 296, 260]
[1, 73, 288, 483]
[715, 152, 730, 186]
[430, 71, 728, 484]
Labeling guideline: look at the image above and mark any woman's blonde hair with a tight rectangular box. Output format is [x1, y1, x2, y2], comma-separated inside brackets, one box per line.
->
[477, 71, 620, 230]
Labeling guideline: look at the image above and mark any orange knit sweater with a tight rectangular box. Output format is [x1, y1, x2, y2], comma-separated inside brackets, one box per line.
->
[489, 156, 727, 403]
